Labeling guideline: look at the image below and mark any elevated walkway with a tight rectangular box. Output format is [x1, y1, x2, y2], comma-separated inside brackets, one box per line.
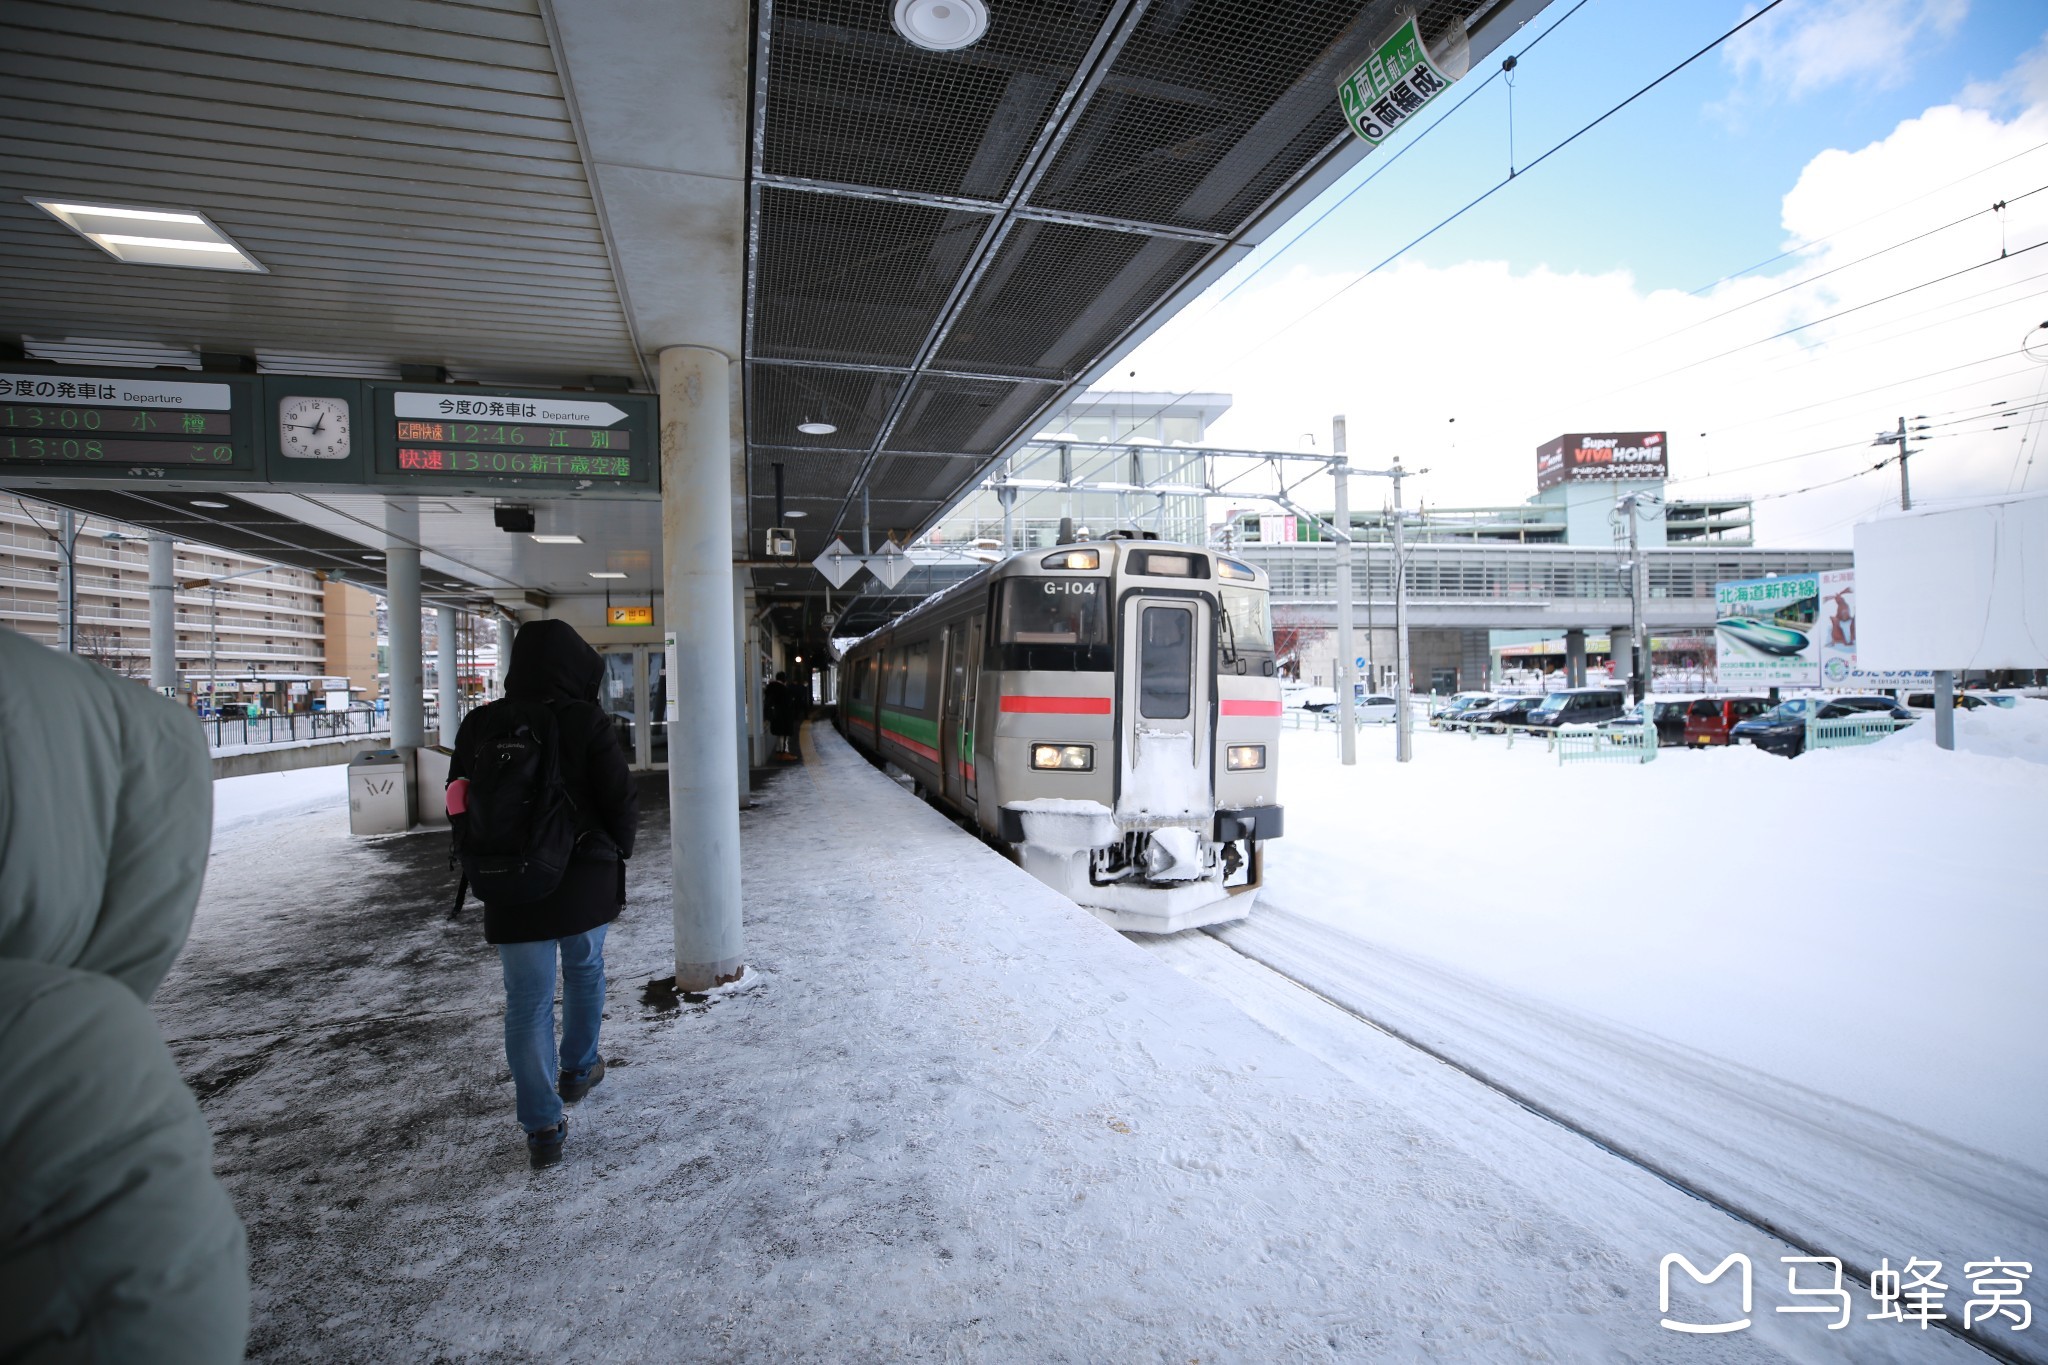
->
[155, 726, 1940, 1361]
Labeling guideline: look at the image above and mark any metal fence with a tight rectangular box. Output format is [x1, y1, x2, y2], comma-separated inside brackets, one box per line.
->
[1242, 543, 1853, 605]
[202, 708, 391, 752]
[1556, 721, 1658, 765]
[1806, 714, 1910, 751]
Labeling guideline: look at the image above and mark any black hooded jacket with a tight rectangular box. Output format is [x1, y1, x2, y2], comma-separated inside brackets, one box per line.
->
[451, 619, 639, 944]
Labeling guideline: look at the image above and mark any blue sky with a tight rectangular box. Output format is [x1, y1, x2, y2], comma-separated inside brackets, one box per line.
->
[1237, 0, 2048, 294]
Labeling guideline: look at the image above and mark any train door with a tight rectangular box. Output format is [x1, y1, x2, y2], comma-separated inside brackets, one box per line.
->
[1117, 596, 1212, 818]
[940, 624, 967, 808]
[959, 619, 982, 809]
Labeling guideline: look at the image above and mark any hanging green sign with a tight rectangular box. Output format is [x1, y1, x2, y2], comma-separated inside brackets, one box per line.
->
[1337, 15, 1455, 146]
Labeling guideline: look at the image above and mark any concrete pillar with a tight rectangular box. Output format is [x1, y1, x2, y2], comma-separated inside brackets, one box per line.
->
[496, 616, 515, 698]
[387, 547, 425, 749]
[437, 606, 460, 747]
[148, 531, 177, 691]
[1564, 629, 1587, 688]
[661, 345, 745, 989]
[734, 576, 751, 799]
[745, 589, 766, 769]
[56, 508, 75, 653]
[1609, 625, 1633, 691]
[1332, 460, 1356, 764]
[1933, 668, 1955, 751]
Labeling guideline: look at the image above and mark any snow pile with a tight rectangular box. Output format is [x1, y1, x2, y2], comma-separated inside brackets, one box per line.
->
[1009, 796, 1119, 851]
[1829, 696, 2048, 766]
[211, 765, 348, 833]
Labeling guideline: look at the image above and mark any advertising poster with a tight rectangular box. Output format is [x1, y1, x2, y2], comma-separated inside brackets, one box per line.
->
[1714, 574, 1820, 687]
[1817, 568, 1933, 690]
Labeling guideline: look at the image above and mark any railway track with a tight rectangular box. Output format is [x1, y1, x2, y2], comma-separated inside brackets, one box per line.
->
[1187, 909, 2042, 1365]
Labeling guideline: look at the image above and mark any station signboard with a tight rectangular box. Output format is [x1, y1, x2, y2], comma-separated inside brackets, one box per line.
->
[606, 605, 654, 627]
[1536, 432, 1667, 490]
[0, 367, 259, 484]
[370, 385, 656, 495]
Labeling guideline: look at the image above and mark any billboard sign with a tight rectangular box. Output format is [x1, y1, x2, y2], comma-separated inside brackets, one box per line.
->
[1714, 573, 1819, 687]
[1537, 432, 1667, 490]
[1817, 568, 1932, 689]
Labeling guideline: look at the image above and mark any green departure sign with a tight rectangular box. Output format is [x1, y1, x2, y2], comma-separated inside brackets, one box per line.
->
[371, 385, 656, 493]
[0, 369, 258, 480]
[1337, 16, 1455, 146]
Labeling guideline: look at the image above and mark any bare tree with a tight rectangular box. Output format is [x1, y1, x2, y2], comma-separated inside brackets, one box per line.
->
[74, 623, 145, 678]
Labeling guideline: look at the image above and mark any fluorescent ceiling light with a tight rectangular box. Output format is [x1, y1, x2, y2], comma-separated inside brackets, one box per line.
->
[531, 534, 585, 544]
[29, 198, 266, 273]
[785, 510, 808, 518]
[191, 499, 230, 509]
[797, 420, 837, 435]
[588, 571, 628, 579]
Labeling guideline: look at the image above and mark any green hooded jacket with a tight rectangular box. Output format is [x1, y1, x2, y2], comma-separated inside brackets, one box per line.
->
[0, 626, 248, 1363]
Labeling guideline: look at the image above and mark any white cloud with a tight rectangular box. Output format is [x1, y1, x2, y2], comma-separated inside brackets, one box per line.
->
[1723, 0, 1969, 100]
[1116, 48, 2048, 549]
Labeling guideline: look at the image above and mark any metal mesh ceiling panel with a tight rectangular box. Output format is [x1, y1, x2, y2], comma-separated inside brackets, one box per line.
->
[869, 454, 978, 504]
[763, 0, 1108, 198]
[747, 451, 863, 503]
[752, 187, 990, 365]
[884, 375, 1062, 456]
[934, 222, 1209, 378]
[749, 363, 904, 453]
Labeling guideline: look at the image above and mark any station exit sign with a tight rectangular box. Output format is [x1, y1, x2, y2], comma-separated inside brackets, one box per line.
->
[606, 605, 653, 627]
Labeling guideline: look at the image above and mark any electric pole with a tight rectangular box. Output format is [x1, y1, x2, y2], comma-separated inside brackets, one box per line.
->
[1614, 491, 1657, 704]
[1872, 416, 1929, 511]
[1391, 459, 1412, 762]
[1331, 415, 1355, 764]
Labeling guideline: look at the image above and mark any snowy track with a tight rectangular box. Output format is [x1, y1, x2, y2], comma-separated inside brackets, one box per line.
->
[1157, 907, 2045, 1365]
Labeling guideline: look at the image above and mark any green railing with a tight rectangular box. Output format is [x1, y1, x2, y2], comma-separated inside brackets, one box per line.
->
[1806, 714, 1910, 750]
[1556, 720, 1658, 765]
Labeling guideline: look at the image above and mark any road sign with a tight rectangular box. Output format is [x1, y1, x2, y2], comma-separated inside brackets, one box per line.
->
[1355, 656, 1366, 668]
[813, 537, 863, 588]
[865, 541, 913, 589]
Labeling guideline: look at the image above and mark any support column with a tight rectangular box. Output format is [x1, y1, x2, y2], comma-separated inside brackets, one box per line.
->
[437, 606, 460, 747]
[148, 531, 177, 691]
[387, 548, 425, 749]
[1609, 626, 1633, 692]
[1933, 668, 1955, 752]
[1564, 629, 1587, 688]
[734, 576, 751, 802]
[1332, 459, 1355, 764]
[56, 508, 76, 653]
[661, 345, 745, 989]
[496, 616, 515, 698]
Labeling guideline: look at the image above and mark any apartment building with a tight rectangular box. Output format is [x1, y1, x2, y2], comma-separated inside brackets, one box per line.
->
[0, 495, 377, 706]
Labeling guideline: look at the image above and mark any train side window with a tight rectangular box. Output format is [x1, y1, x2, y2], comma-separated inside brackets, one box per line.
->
[885, 649, 907, 706]
[903, 640, 930, 710]
[995, 578, 1111, 671]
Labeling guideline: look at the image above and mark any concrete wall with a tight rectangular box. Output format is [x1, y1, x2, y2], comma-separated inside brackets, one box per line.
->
[322, 581, 379, 698]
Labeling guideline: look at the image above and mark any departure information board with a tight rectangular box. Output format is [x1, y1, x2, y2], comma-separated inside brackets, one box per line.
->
[0, 371, 258, 478]
[372, 386, 655, 492]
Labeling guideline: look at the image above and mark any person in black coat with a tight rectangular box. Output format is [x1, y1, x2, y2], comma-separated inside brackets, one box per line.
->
[449, 619, 638, 1168]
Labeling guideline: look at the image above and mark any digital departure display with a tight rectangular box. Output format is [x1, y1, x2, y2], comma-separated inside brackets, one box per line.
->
[1, 404, 232, 436]
[396, 448, 638, 479]
[395, 420, 630, 450]
[2, 435, 241, 465]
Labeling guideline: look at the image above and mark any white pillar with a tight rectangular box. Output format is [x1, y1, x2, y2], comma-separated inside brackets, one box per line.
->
[387, 548, 425, 749]
[148, 531, 177, 691]
[735, 576, 752, 799]
[437, 606, 460, 747]
[1610, 625, 1633, 691]
[661, 345, 745, 989]
[496, 616, 516, 698]
[1332, 460, 1356, 764]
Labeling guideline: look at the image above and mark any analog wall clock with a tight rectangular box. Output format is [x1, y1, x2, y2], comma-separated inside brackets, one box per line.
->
[279, 395, 351, 459]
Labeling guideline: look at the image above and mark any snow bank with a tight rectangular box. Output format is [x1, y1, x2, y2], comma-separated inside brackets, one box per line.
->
[211, 764, 348, 833]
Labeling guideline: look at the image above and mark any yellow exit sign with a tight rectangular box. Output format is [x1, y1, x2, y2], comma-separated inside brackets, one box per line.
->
[606, 606, 653, 627]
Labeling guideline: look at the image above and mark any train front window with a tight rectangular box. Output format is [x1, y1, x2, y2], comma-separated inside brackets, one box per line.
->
[1218, 584, 1273, 673]
[996, 578, 1111, 671]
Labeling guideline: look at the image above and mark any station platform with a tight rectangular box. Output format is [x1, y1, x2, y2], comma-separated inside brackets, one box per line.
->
[156, 725, 1969, 1363]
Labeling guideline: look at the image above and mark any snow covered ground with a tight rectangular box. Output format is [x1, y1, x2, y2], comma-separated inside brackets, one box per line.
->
[1143, 704, 2047, 1360]
[167, 729, 2001, 1361]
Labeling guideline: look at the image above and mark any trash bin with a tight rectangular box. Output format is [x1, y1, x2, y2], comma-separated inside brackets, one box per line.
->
[348, 749, 413, 836]
[414, 745, 454, 830]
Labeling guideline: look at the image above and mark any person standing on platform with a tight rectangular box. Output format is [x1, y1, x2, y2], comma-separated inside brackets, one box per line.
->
[0, 625, 249, 1363]
[448, 619, 638, 1170]
[765, 669, 800, 761]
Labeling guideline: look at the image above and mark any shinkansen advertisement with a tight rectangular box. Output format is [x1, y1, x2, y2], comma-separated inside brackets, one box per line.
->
[1536, 431, 1667, 489]
[1714, 573, 1820, 687]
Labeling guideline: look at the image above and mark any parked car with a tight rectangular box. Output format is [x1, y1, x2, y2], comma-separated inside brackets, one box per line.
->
[1355, 693, 1399, 725]
[1522, 687, 1628, 730]
[1430, 692, 1499, 728]
[1905, 691, 1991, 711]
[1730, 698, 1914, 757]
[1600, 697, 1695, 746]
[1682, 696, 1772, 747]
[1466, 696, 1543, 732]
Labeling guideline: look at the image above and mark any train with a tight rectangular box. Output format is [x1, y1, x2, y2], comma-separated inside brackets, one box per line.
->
[835, 536, 1284, 933]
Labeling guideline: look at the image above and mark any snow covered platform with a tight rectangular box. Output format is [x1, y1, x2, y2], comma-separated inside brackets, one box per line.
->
[158, 726, 2001, 1362]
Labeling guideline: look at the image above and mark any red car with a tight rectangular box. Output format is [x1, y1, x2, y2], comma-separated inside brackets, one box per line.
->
[1683, 696, 1772, 747]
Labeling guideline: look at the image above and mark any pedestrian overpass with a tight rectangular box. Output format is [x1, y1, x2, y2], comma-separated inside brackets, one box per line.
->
[1, 0, 1552, 987]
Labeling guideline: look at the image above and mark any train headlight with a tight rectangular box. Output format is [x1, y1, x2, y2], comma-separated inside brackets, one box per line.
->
[1226, 744, 1266, 771]
[1041, 548, 1100, 570]
[1030, 743, 1094, 771]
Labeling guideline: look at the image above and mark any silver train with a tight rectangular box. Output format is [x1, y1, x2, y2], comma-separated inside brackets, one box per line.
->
[836, 538, 1284, 933]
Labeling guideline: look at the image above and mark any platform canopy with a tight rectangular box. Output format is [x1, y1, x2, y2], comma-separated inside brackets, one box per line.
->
[1, 0, 1547, 632]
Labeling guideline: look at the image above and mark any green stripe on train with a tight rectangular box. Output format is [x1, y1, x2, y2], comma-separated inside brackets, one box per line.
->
[880, 709, 941, 749]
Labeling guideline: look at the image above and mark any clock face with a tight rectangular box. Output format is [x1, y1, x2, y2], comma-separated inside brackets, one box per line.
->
[279, 395, 351, 460]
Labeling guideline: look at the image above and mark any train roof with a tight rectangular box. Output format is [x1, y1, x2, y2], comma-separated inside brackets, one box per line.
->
[837, 540, 1266, 657]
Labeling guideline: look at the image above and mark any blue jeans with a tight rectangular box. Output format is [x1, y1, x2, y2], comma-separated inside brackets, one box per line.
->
[497, 924, 607, 1134]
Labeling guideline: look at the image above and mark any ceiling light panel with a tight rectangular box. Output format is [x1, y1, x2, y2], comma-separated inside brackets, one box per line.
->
[531, 534, 585, 544]
[28, 199, 266, 273]
[588, 571, 628, 579]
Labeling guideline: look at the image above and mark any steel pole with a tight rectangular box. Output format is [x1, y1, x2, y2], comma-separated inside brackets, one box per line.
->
[1629, 498, 1648, 704]
[56, 508, 75, 653]
[1392, 461, 1412, 763]
[386, 548, 425, 749]
[207, 586, 219, 711]
[436, 606, 460, 747]
[660, 345, 746, 989]
[1897, 416, 1912, 511]
[1332, 458, 1356, 763]
[148, 531, 177, 691]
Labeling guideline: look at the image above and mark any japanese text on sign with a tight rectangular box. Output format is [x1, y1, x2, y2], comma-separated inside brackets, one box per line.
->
[1337, 15, 1454, 145]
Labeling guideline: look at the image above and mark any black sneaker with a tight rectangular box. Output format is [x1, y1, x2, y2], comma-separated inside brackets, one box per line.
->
[528, 1119, 566, 1169]
[558, 1058, 606, 1104]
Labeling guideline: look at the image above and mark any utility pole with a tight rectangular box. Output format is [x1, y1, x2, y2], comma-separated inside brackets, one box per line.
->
[1390, 459, 1412, 762]
[55, 508, 77, 653]
[1614, 491, 1657, 704]
[1331, 416, 1355, 764]
[1872, 416, 1929, 511]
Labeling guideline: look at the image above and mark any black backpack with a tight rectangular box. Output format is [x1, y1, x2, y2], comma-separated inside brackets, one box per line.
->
[450, 699, 577, 907]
